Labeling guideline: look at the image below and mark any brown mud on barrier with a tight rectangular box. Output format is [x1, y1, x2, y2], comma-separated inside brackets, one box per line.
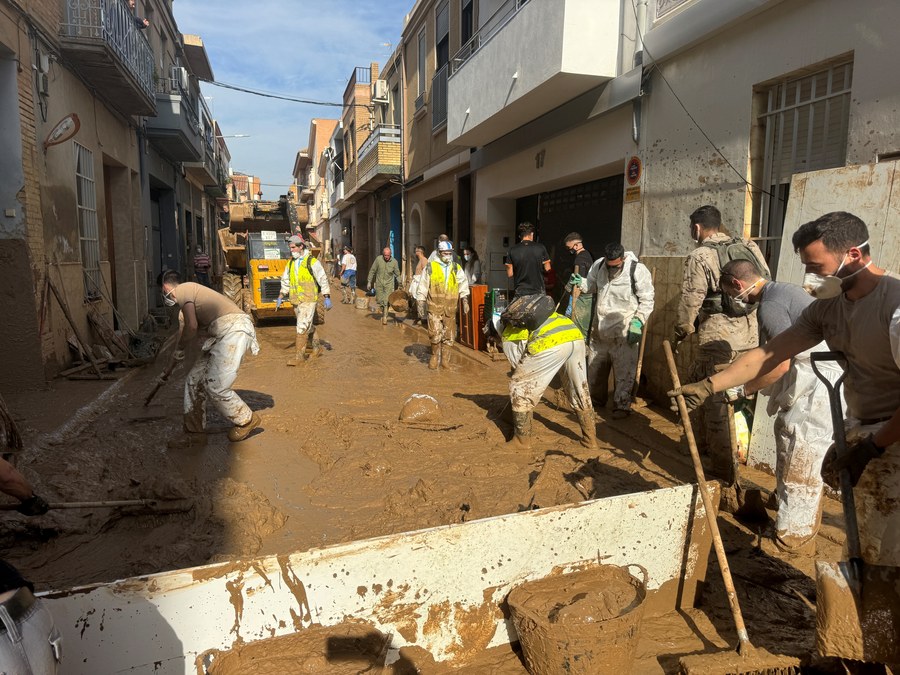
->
[507, 564, 646, 675]
[199, 619, 389, 674]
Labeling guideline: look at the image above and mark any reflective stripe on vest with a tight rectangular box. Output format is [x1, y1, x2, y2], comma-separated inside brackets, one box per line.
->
[289, 256, 319, 303]
[527, 313, 583, 355]
[502, 324, 529, 342]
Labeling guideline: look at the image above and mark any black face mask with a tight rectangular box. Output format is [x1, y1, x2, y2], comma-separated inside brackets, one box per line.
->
[607, 265, 623, 278]
[568, 248, 578, 255]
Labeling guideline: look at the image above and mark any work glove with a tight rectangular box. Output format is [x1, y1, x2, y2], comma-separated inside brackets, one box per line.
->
[17, 494, 50, 516]
[275, 296, 283, 310]
[667, 377, 715, 411]
[821, 434, 884, 489]
[673, 323, 693, 343]
[724, 384, 745, 403]
[627, 318, 643, 345]
[324, 296, 332, 310]
[568, 273, 583, 287]
[461, 298, 470, 315]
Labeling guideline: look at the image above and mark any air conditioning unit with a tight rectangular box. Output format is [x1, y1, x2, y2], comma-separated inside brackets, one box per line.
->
[170, 66, 189, 91]
[371, 79, 389, 103]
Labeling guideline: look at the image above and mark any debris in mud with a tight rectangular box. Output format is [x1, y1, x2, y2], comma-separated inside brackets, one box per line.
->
[213, 478, 287, 556]
[200, 620, 389, 675]
[399, 394, 440, 422]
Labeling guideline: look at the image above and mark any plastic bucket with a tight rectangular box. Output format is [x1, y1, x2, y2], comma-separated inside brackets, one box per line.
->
[354, 297, 368, 310]
[507, 564, 647, 675]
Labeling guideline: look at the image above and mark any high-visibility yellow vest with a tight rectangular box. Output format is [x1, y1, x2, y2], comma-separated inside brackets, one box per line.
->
[289, 256, 319, 304]
[527, 313, 583, 355]
[502, 325, 530, 342]
[428, 260, 461, 316]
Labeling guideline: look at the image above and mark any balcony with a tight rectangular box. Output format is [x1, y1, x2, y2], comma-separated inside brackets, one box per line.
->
[356, 125, 401, 191]
[329, 180, 344, 213]
[447, 0, 620, 146]
[59, 0, 157, 116]
[144, 79, 202, 161]
[185, 134, 217, 186]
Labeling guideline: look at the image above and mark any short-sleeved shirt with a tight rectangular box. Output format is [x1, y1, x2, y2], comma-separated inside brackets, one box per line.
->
[756, 281, 813, 343]
[506, 240, 550, 297]
[792, 272, 900, 419]
[171, 282, 243, 329]
[571, 249, 593, 293]
[340, 253, 357, 272]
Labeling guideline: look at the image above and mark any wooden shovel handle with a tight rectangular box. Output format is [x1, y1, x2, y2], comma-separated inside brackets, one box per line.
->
[662, 340, 752, 650]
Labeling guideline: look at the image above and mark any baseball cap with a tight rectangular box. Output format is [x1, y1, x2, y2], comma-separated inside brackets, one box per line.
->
[288, 235, 305, 246]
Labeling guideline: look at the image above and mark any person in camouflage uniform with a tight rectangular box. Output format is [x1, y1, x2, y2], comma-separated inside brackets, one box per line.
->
[674, 205, 770, 483]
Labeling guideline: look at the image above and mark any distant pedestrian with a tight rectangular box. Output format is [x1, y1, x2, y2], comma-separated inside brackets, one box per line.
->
[506, 222, 551, 298]
[562, 232, 593, 336]
[193, 245, 211, 287]
[463, 247, 483, 285]
[415, 240, 470, 369]
[367, 247, 401, 324]
[339, 246, 357, 304]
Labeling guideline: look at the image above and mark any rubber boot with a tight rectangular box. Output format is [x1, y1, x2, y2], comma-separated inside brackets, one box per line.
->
[382, 304, 389, 325]
[287, 334, 306, 366]
[504, 411, 532, 450]
[428, 343, 441, 370]
[228, 412, 261, 442]
[440, 345, 452, 369]
[576, 410, 598, 450]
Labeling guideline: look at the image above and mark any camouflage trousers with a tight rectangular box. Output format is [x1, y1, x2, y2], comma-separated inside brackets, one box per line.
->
[689, 341, 747, 484]
[587, 336, 638, 411]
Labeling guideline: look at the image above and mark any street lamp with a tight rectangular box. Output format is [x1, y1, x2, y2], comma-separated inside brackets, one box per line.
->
[216, 134, 251, 138]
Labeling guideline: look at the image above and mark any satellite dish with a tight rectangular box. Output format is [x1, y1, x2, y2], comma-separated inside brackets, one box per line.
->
[44, 113, 81, 150]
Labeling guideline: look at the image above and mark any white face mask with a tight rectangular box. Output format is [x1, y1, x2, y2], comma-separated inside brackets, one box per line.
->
[162, 290, 176, 307]
[463, 254, 471, 261]
[291, 250, 301, 260]
[440, 253, 452, 262]
[734, 278, 763, 302]
[802, 240, 871, 299]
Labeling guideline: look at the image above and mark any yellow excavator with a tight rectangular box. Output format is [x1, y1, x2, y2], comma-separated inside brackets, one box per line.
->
[218, 196, 321, 325]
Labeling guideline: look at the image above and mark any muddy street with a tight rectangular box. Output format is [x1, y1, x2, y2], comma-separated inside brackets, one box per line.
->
[2, 299, 844, 670]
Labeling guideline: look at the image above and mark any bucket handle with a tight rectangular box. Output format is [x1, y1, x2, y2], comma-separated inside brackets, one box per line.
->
[624, 563, 649, 588]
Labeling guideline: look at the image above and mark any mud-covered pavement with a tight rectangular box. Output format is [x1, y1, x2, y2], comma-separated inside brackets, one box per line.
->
[1, 297, 848, 670]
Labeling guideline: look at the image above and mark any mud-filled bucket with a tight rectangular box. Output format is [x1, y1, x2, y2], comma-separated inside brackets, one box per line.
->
[355, 296, 368, 310]
[507, 563, 647, 675]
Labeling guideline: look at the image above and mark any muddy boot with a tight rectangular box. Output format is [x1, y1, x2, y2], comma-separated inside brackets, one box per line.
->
[382, 304, 389, 325]
[309, 338, 323, 358]
[501, 411, 532, 450]
[576, 410, 597, 449]
[428, 344, 441, 370]
[228, 412, 261, 442]
[166, 431, 207, 450]
[287, 334, 307, 366]
[440, 345, 452, 369]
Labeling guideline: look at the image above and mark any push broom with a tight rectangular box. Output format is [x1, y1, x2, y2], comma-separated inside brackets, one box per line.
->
[664, 341, 800, 674]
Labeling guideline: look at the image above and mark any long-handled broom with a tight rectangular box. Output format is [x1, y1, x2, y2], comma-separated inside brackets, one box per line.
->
[663, 341, 800, 675]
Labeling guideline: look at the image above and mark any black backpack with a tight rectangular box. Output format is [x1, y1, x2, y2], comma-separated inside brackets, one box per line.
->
[701, 238, 769, 317]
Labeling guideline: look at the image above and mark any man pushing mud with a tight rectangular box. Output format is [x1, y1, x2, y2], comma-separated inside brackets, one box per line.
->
[159, 271, 261, 447]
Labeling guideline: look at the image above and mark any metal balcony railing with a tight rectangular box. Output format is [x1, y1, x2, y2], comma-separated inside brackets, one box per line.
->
[61, 0, 155, 101]
[357, 124, 401, 164]
[154, 75, 200, 127]
[432, 65, 448, 130]
[343, 66, 372, 101]
[450, 0, 531, 75]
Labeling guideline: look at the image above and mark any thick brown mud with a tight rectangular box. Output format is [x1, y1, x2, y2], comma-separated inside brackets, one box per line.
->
[1, 298, 845, 670]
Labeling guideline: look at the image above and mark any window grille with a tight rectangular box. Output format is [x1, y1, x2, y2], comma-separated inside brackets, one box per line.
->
[757, 60, 852, 268]
[75, 143, 101, 300]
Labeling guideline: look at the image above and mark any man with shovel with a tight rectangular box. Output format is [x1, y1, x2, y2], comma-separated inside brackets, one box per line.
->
[159, 271, 261, 446]
[671, 211, 900, 563]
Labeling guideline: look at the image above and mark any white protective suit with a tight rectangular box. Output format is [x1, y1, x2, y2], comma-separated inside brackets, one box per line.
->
[279, 253, 330, 334]
[764, 345, 842, 548]
[578, 252, 655, 410]
[184, 313, 260, 431]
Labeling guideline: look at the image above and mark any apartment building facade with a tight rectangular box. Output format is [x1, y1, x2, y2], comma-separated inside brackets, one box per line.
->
[0, 0, 228, 393]
[292, 118, 339, 258]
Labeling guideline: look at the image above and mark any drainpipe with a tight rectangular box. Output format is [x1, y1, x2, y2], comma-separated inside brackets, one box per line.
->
[398, 44, 408, 281]
[631, 0, 649, 144]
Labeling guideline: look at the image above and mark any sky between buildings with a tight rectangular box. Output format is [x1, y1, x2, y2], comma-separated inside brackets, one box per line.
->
[173, 0, 409, 195]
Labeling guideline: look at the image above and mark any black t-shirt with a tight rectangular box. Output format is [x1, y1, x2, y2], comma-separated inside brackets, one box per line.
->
[506, 240, 550, 297]
[572, 250, 593, 282]
[0, 560, 32, 593]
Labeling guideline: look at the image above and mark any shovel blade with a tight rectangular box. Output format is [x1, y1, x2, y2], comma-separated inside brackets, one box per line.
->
[816, 560, 900, 665]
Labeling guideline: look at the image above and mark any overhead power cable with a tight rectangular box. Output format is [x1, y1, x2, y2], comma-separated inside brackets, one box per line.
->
[199, 78, 343, 107]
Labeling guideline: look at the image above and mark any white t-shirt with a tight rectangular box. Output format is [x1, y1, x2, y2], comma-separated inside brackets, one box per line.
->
[341, 253, 357, 272]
